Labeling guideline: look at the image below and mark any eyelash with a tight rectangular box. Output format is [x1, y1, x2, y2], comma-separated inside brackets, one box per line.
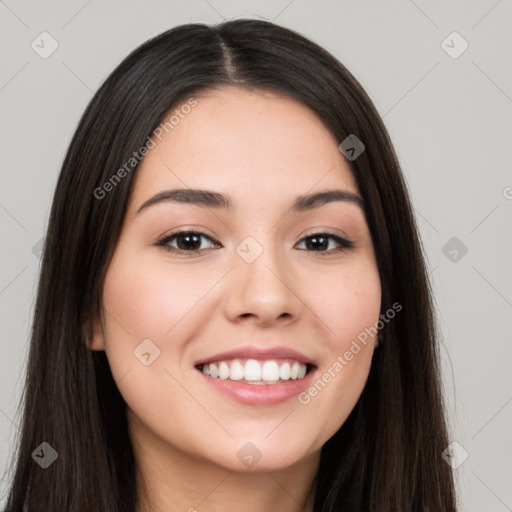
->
[156, 230, 355, 257]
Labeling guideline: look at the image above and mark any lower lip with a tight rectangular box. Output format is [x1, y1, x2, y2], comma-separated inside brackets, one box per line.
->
[197, 367, 317, 406]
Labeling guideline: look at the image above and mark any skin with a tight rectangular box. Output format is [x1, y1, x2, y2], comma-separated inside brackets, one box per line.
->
[90, 86, 381, 512]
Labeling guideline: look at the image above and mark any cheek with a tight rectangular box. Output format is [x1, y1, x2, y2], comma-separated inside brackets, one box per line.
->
[102, 251, 211, 343]
[309, 262, 382, 349]
[296, 263, 381, 436]
[99, 249, 224, 394]
[99, 255, 202, 422]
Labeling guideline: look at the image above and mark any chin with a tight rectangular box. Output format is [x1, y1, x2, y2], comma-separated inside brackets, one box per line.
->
[201, 436, 317, 474]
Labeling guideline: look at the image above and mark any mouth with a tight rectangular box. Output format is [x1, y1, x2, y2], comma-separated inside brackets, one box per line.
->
[193, 347, 318, 406]
[195, 358, 316, 385]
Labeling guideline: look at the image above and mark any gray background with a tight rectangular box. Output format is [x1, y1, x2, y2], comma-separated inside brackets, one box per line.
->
[1, 1, 511, 510]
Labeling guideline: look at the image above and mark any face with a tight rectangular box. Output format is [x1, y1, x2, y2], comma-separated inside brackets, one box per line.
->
[90, 87, 381, 473]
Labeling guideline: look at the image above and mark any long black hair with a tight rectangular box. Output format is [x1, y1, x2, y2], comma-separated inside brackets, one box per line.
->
[3, 19, 457, 511]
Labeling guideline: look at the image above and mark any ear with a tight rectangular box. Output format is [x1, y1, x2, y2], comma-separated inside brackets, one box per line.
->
[85, 306, 106, 351]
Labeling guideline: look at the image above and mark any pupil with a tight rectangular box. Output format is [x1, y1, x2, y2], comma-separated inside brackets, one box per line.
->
[178, 233, 200, 250]
[309, 236, 327, 250]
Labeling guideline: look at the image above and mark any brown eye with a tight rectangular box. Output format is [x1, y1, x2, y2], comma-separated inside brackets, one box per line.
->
[295, 233, 354, 255]
[157, 231, 220, 255]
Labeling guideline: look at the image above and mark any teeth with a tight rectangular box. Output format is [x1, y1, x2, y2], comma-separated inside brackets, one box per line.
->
[218, 361, 230, 380]
[290, 362, 299, 379]
[244, 359, 261, 381]
[200, 358, 309, 384]
[262, 361, 279, 381]
[229, 360, 244, 380]
[279, 362, 291, 380]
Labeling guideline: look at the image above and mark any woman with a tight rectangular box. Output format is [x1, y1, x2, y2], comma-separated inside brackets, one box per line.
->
[3, 19, 457, 511]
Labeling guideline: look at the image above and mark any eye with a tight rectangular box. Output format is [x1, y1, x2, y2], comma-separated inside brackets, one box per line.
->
[295, 232, 354, 255]
[157, 230, 220, 255]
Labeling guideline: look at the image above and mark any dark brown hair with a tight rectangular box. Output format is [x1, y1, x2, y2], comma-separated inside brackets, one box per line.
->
[3, 19, 457, 511]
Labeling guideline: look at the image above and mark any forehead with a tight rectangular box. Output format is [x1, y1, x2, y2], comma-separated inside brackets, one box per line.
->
[128, 87, 359, 213]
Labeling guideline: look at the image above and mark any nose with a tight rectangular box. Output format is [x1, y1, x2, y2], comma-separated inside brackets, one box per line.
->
[222, 240, 303, 327]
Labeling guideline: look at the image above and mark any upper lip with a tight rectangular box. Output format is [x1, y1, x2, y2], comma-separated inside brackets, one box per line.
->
[195, 345, 317, 366]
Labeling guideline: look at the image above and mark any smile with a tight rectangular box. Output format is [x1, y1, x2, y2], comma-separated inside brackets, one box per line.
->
[197, 358, 313, 384]
[194, 346, 318, 406]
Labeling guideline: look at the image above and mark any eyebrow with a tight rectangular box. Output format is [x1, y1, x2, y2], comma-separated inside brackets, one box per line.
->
[136, 188, 364, 214]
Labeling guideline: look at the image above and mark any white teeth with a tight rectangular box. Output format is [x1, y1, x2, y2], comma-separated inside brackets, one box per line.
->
[290, 362, 299, 380]
[209, 363, 219, 378]
[279, 362, 291, 380]
[218, 361, 230, 380]
[200, 358, 309, 383]
[229, 360, 244, 380]
[244, 359, 262, 381]
[262, 361, 279, 381]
